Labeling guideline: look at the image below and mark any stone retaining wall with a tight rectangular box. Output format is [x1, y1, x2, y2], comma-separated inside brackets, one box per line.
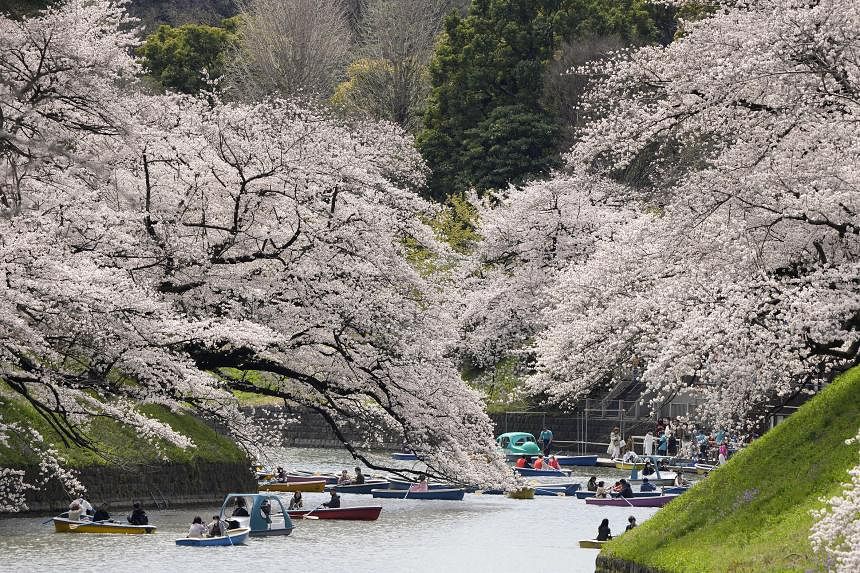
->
[16, 461, 256, 514]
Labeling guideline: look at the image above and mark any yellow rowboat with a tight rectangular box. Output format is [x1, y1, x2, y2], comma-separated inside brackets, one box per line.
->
[578, 539, 608, 549]
[53, 518, 156, 534]
[615, 461, 645, 470]
[259, 480, 326, 493]
[506, 487, 535, 500]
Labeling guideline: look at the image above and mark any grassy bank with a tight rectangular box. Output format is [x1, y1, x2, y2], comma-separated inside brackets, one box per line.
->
[0, 391, 247, 468]
[600, 365, 860, 572]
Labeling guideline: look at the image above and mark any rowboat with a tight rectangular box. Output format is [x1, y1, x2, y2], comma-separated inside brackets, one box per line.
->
[391, 452, 419, 461]
[615, 461, 646, 470]
[555, 455, 598, 466]
[514, 467, 570, 478]
[287, 505, 382, 520]
[585, 494, 678, 508]
[387, 479, 455, 491]
[371, 488, 465, 501]
[695, 463, 715, 474]
[53, 517, 156, 534]
[596, 458, 619, 467]
[628, 472, 678, 487]
[175, 527, 250, 546]
[574, 491, 661, 499]
[259, 480, 326, 493]
[579, 539, 608, 549]
[220, 493, 294, 537]
[328, 480, 390, 494]
[285, 474, 338, 484]
[533, 484, 581, 497]
[662, 486, 690, 495]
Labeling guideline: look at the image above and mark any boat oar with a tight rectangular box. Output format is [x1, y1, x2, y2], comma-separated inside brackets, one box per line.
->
[301, 503, 326, 520]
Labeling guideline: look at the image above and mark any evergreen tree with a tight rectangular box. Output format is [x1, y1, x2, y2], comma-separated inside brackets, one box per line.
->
[417, 0, 560, 200]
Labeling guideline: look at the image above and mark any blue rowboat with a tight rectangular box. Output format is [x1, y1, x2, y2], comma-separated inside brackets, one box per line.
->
[554, 455, 598, 467]
[533, 484, 582, 497]
[370, 488, 465, 501]
[574, 490, 662, 499]
[514, 467, 570, 478]
[327, 480, 390, 494]
[387, 479, 455, 491]
[662, 486, 690, 495]
[391, 452, 419, 461]
[175, 527, 250, 546]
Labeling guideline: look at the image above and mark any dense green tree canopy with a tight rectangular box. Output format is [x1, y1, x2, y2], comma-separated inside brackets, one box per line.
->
[417, 0, 665, 200]
[137, 19, 237, 94]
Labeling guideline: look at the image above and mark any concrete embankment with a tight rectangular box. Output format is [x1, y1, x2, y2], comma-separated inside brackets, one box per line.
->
[595, 556, 666, 573]
[17, 461, 256, 514]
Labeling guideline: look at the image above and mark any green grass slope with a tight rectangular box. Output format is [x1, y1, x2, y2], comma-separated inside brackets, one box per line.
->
[0, 392, 247, 468]
[600, 365, 860, 572]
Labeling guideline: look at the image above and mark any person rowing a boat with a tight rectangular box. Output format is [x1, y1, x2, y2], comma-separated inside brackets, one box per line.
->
[323, 490, 341, 509]
[619, 479, 634, 498]
[187, 516, 206, 538]
[353, 467, 366, 485]
[532, 455, 544, 470]
[93, 502, 111, 522]
[409, 475, 429, 493]
[594, 481, 608, 498]
[127, 502, 148, 525]
[288, 491, 303, 510]
[338, 470, 352, 485]
[547, 455, 561, 470]
[207, 515, 229, 537]
[596, 519, 612, 541]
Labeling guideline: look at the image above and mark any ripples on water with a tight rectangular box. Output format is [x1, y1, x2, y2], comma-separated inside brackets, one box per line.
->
[0, 447, 663, 573]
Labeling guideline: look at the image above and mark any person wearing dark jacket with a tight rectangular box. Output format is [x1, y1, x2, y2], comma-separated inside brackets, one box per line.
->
[619, 479, 635, 498]
[322, 490, 341, 509]
[596, 519, 612, 541]
[587, 476, 598, 492]
[93, 503, 111, 522]
[127, 502, 148, 525]
[639, 477, 657, 492]
[353, 467, 365, 485]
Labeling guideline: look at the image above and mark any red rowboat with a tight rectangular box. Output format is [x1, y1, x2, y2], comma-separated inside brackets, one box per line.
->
[287, 505, 382, 521]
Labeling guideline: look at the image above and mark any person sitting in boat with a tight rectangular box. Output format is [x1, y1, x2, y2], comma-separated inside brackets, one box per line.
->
[354, 467, 365, 484]
[674, 473, 689, 487]
[288, 491, 303, 510]
[639, 477, 656, 492]
[622, 449, 637, 463]
[207, 514, 228, 537]
[338, 470, 352, 485]
[323, 490, 341, 509]
[594, 481, 608, 498]
[515, 455, 528, 469]
[610, 481, 623, 494]
[596, 518, 612, 541]
[409, 475, 429, 493]
[260, 499, 273, 524]
[625, 516, 637, 531]
[642, 460, 656, 476]
[231, 496, 250, 517]
[71, 496, 94, 518]
[67, 501, 83, 522]
[93, 502, 111, 522]
[587, 476, 598, 492]
[532, 455, 544, 470]
[619, 479, 635, 498]
[547, 455, 561, 470]
[127, 502, 148, 525]
[275, 466, 287, 482]
[187, 516, 206, 538]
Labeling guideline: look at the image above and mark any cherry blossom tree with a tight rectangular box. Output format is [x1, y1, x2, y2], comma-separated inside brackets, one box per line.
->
[470, 0, 859, 427]
[0, 0, 514, 510]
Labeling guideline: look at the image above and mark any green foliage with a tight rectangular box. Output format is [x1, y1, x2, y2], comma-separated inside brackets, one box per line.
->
[0, 390, 247, 468]
[432, 194, 480, 254]
[601, 366, 860, 572]
[137, 21, 236, 94]
[417, 0, 561, 200]
[463, 356, 531, 413]
[417, 0, 667, 201]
